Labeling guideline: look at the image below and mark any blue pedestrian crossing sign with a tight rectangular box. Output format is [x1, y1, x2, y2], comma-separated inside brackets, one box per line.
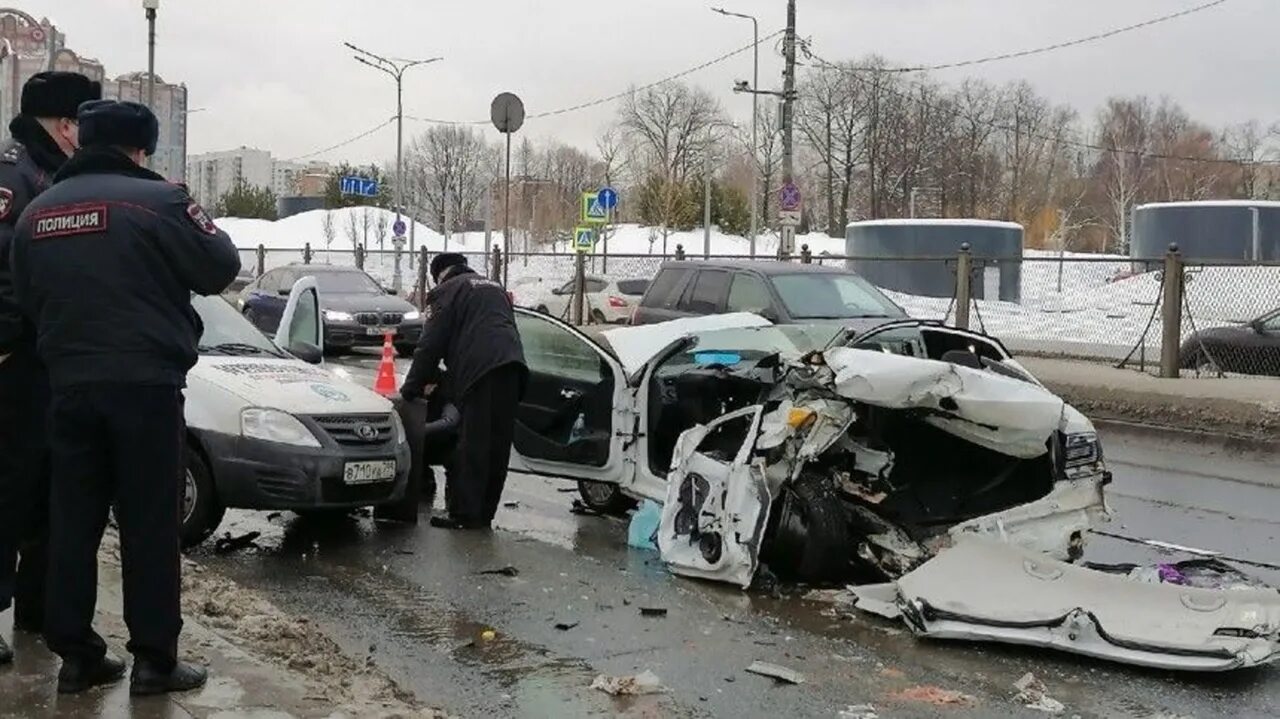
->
[582, 192, 607, 224]
[574, 227, 596, 253]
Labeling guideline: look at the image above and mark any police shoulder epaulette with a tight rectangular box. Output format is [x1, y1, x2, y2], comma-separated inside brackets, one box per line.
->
[0, 144, 21, 164]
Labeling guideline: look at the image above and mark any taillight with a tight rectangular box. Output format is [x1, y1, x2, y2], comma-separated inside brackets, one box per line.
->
[608, 295, 627, 308]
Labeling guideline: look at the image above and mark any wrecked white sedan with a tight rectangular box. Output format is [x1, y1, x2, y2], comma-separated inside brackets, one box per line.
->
[508, 310, 1109, 585]
[506, 310, 1279, 672]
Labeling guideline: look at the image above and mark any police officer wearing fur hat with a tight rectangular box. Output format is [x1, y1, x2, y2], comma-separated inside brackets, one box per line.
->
[10, 100, 240, 694]
[402, 253, 526, 530]
[0, 71, 101, 667]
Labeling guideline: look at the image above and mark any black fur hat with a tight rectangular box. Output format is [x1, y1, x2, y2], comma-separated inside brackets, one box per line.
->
[77, 100, 160, 156]
[430, 252, 468, 283]
[20, 71, 102, 119]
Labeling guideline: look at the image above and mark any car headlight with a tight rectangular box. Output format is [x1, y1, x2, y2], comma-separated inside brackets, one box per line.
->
[324, 310, 353, 322]
[241, 408, 321, 447]
[403, 310, 421, 321]
[390, 409, 407, 445]
[1059, 431, 1102, 478]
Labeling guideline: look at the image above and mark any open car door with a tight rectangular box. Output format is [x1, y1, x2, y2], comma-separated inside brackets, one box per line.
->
[508, 307, 634, 486]
[275, 276, 323, 360]
[657, 406, 769, 589]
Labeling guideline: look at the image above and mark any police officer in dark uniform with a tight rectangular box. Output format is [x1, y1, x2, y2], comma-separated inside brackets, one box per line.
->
[401, 254, 526, 529]
[0, 71, 101, 666]
[10, 100, 240, 694]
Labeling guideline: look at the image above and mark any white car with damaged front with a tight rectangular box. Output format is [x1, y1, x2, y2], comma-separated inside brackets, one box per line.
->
[503, 310, 1278, 672]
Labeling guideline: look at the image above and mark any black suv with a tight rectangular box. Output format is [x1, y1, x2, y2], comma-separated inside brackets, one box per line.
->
[631, 260, 907, 331]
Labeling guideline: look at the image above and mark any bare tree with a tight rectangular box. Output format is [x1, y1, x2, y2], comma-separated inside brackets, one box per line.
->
[1094, 97, 1154, 253]
[343, 208, 360, 250]
[321, 210, 336, 258]
[405, 125, 493, 238]
[360, 206, 372, 250]
[620, 82, 721, 183]
[373, 210, 389, 253]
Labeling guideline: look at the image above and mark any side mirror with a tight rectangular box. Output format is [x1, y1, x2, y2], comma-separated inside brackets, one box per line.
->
[277, 288, 291, 297]
[758, 308, 780, 323]
[287, 341, 323, 365]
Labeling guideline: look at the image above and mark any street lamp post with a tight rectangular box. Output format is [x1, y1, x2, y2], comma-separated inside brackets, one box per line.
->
[712, 7, 759, 256]
[143, 0, 157, 112]
[345, 42, 441, 268]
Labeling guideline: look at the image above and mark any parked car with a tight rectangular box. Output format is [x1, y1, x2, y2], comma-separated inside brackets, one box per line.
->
[222, 268, 256, 304]
[503, 310, 1280, 671]
[531, 276, 650, 324]
[183, 278, 411, 546]
[239, 264, 424, 356]
[1180, 307, 1280, 377]
[630, 260, 907, 332]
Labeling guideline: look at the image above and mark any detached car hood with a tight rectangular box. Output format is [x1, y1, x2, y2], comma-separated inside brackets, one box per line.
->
[858, 538, 1280, 672]
[190, 357, 393, 415]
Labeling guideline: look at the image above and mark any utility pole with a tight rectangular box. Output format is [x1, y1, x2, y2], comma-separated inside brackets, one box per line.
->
[345, 41, 441, 262]
[712, 7, 760, 256]
[143, 0, 157, 111]
[779, 0, 798, 256]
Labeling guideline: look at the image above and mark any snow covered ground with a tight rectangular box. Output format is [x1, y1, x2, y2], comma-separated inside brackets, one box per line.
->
[217, 208, 1280, 361]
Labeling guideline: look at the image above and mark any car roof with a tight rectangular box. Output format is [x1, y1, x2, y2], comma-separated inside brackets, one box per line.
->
[657, 259, 851, 276]
[283, 263, 366, 273]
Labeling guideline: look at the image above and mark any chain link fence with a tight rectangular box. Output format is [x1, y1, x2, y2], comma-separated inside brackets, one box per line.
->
[235, 241, 1279, 379]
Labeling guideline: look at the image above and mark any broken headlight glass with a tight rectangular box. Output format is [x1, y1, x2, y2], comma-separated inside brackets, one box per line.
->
[1060, 432, 1103, 478]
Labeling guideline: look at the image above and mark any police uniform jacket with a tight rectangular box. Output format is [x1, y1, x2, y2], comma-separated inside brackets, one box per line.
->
[10, 146, 241, 388]
[0, 121, 68, 355]
[402, 266, 527, 401]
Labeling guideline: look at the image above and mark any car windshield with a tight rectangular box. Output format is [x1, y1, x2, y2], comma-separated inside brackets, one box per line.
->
[313, 269, 382, 294]
[771, 272, 905, 320]
[193, 295, 286, 357]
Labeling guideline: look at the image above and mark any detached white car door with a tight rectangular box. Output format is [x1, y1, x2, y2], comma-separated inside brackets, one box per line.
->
[275, 276, 323, 355]
[508, 308, 635, 486]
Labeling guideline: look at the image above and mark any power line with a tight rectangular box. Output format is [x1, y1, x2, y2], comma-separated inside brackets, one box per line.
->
[407, 29, 786, 126]
[804, 47, 1280, 166]
[859, 0, 1231, 73]
[284, 117, 395, 162]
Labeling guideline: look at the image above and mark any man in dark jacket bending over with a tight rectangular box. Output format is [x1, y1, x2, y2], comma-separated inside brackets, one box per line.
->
[401, 254, 526, 530]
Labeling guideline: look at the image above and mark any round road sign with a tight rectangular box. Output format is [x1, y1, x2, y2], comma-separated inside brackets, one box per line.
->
[598, 187, 618, 210]
[490, 92, 526, 134]
[392, 219, 407, 236]
[780, 182, 802, 212]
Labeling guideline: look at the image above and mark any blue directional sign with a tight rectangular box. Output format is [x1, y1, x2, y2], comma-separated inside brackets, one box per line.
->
[598, 187, 618, 210]
[340, 176, 379, 198]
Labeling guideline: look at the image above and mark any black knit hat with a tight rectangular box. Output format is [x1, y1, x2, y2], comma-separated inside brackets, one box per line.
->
[430, 252, 468, 283]
[77, 100, 160, 156]
[20, 71, 102, 119]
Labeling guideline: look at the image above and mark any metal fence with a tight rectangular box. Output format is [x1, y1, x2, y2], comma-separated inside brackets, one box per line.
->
[238, 240, 1280, 379]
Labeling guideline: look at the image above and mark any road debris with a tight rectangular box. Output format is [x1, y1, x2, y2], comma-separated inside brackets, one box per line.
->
[639, 606, 668, 617]
[745, 661, 805, 685]
[570, 499, 603, 516]
[554, 621, 579, 631]
[1013, 673, 1065, 714]
[213, 531, 261, 555]
[480, 629, 496, 641]
[888, 685, 976, 707]
[503, 501, 521, 509]
[477, 566, 520, 577]
[591, 670, 664, 696]
[838, 705, 879, 719]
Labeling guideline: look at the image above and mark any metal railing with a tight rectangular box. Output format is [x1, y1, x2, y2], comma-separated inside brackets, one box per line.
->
[238, 240, 1280, 379]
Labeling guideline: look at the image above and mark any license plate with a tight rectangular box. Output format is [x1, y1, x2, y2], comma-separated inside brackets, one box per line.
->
[366, 326, 392, 336]
[343, 460, 397, 485]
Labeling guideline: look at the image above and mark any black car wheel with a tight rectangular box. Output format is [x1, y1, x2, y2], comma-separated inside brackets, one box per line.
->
[761, 473, 850, 583]
[181, 445, 225, 549]
[577, 480, 637, 516]
[590, 309, 607, 325]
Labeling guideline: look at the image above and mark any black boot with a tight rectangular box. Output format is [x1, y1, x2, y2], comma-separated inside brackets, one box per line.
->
[57, 654, 127, 694]
[0, 635, 12, 665]
[130, 659, 207, 696]
[429, 515, 490, 530]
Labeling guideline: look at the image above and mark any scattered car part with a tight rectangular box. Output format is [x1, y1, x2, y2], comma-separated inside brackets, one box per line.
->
[745, 661, 805, 684]
[591, 670, 664, 696]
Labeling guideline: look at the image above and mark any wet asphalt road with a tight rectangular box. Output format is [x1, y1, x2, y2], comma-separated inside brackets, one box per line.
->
[189, 354, 1280, 718]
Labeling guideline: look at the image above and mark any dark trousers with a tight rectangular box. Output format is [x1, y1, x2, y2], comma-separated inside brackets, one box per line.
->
[449, 364, 521, 523]
[45, 384, 184, 669]
[0, 346, 50, 629]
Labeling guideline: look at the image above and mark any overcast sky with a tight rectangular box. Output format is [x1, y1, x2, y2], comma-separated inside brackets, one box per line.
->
[50, 0, 1278, 164]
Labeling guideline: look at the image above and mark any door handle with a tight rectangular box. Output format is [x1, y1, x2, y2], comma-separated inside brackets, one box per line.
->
[560, 388, 582, 401]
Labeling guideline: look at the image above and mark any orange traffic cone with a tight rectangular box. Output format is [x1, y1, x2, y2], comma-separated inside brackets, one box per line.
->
[374, 332, 399, 398]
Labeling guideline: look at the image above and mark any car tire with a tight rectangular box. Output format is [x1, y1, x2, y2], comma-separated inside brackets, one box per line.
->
[762, 473, 850, 583]
[181, 445, 225, 549]
[590, 309, 607, 325]
[577, 480, 638, 516]
[535, 305, 550, 316]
